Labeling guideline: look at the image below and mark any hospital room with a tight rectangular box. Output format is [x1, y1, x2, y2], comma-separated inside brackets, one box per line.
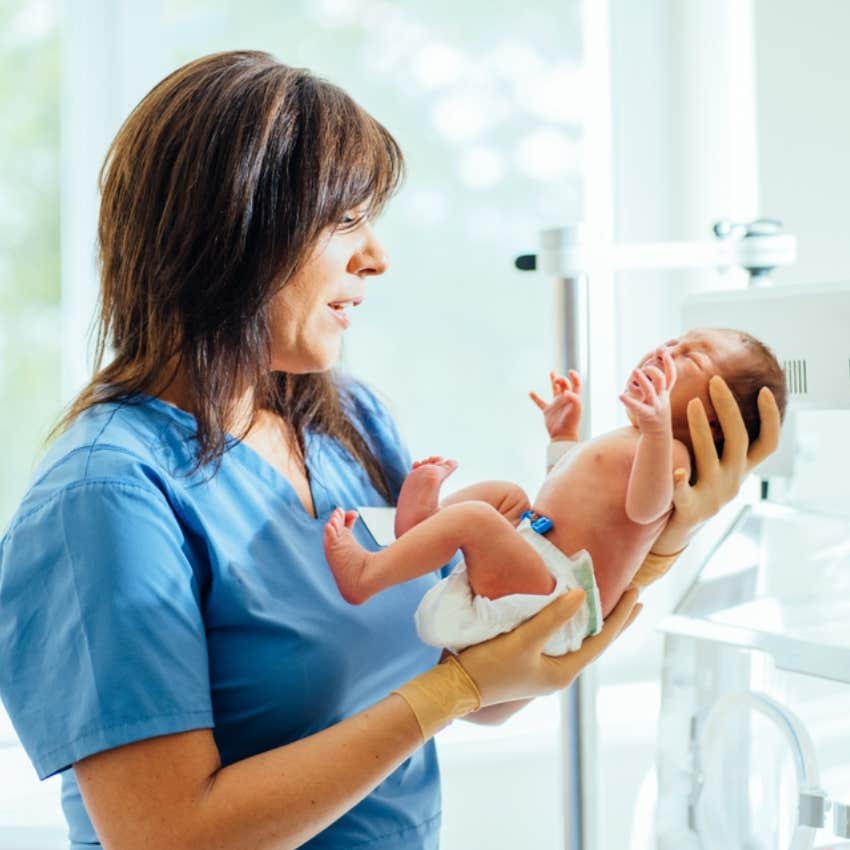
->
[2, 1, 850, 848]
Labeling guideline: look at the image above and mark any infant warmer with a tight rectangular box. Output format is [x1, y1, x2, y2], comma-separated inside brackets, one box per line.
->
[654, 281, 850, 850]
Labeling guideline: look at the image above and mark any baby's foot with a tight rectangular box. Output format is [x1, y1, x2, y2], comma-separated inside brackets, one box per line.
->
[394, 456, 459, 537]
[323, 508, 372, 604]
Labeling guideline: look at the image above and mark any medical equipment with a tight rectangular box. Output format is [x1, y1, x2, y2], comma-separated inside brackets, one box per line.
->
[516, 224, 850, 849]
[654, 280, 850, 850]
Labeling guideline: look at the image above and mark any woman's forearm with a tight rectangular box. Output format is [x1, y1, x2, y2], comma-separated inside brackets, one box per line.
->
[77, 695, 429, 850]
[195, 695, 424, 850]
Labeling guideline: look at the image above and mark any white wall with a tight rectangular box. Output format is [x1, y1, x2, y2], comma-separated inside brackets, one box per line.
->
[754, 0, 850, 517]
[755, 0, 850, 287]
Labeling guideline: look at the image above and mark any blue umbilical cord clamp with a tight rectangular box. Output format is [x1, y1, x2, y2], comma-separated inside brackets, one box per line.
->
[520, 510, 554, 535]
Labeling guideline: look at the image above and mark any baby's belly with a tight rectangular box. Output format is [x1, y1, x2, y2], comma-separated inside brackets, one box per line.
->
[534, 478, 668, 616]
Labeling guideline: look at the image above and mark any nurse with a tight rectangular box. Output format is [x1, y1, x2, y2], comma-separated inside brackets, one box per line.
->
[0, 51, 780, 850]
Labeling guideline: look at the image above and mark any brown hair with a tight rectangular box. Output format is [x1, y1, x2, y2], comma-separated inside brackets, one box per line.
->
[54, 51, 404, 497]
[714, 329, 788, 455]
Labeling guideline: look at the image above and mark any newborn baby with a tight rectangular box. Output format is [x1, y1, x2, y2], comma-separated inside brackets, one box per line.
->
[324, 328, 787, 654]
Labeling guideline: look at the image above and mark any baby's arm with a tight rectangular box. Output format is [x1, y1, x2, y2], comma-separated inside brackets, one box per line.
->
[620, 352, 677, 525]
[531, 370, 582, 472]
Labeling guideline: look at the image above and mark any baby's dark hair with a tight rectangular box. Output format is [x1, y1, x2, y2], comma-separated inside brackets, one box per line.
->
[714, 328, 787, 455]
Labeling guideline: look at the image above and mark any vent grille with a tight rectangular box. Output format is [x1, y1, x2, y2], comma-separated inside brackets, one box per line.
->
[784, 359, 808, 395]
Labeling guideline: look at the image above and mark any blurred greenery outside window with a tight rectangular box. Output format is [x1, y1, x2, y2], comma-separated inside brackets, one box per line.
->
[0, 0, 61, 530]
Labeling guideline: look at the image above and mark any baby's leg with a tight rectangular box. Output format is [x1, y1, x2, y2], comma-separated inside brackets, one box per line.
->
[394, 456, 459, 538]
[324, 500, 555, 605]
[440, 480, 531, 526]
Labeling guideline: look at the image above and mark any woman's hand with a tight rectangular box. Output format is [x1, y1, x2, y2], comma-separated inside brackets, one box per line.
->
[456, 587, 641, 707]
[651, 376, 781, 555]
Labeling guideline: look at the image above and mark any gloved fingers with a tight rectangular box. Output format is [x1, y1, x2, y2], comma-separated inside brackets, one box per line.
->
[669, 472, 697, 522]
[746, 386, 782, 470]
[543, 588, 641, 687]
[686, 396, 720, 482]
[708, 376, 749, 475]
[576, 586, 640, 653]
[620, 599, 643, 633]
[518, 588, 587, 649]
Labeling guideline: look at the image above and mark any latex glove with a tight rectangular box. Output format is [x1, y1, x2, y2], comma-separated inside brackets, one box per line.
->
[456, 586, 641, 708]
[394, 588, 640, 739]
[651, 375, 781, 555]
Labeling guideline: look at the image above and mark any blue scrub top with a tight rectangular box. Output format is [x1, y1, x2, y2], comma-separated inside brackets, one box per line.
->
[0, 382, 448, 849]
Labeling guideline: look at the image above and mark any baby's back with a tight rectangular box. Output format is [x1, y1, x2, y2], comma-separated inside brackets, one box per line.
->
[532, 427, 670, 617]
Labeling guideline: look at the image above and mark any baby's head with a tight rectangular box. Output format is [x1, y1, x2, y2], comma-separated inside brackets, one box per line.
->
[631, 327, 788, 454]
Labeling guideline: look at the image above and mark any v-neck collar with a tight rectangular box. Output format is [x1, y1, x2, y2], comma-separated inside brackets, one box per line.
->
[136, 393, 330, 521]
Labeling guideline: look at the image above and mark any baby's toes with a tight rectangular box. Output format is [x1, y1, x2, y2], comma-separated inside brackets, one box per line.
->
[413, 455, 442, 469]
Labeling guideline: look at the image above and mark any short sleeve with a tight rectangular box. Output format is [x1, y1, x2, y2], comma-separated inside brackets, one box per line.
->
[0, 480, 213, 779]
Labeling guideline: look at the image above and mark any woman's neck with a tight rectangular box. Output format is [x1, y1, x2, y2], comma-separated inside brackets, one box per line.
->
[153, 363, 256, 436]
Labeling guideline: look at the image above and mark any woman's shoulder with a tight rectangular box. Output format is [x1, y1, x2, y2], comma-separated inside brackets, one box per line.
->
[8, 397, 195, 534]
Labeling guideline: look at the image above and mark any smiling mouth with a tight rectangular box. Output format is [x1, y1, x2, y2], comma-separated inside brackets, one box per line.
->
[327, 297, 364, 328]
[328, 297, 364, 312]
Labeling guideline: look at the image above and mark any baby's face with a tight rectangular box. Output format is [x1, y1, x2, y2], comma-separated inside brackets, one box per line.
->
[629, 328, 747, 439]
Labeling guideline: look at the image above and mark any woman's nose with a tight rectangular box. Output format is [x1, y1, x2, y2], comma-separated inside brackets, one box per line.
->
[351, 226, 389, 277]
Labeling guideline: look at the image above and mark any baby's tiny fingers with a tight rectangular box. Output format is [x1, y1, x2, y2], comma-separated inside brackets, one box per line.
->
[643, 364, 665, 394]
[633, 368, 655, 400]
[529, 391, 548, 411]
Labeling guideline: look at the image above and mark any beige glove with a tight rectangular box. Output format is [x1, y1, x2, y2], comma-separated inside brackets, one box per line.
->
[631, 548, 685, 588]
[650, 376, 782, 556]
[395, 587, 641, 739]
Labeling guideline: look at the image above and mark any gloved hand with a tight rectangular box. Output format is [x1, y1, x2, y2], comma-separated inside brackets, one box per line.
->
[395, 587, 640, 738]
[648, 376, 781, 558]
[456, 586, 640, 708]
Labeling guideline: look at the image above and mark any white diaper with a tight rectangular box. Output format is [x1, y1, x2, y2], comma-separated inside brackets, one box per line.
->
[414, 519, 603, 656]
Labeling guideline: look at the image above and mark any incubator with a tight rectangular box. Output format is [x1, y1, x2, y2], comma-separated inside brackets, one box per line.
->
[653, 281, 850, 850]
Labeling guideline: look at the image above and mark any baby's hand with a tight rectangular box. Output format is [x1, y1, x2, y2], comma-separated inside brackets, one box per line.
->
[619, 350, 676, 437]
[530, 370, 582, 441]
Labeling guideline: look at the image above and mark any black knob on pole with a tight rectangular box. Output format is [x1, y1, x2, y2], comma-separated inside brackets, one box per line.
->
[515, 254, 537, 271]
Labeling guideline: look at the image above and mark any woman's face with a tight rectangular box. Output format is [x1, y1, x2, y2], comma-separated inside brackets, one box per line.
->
[268, 211, 388, 373]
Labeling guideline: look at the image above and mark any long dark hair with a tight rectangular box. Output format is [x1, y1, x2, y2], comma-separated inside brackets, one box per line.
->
[55, 51, 404, 498]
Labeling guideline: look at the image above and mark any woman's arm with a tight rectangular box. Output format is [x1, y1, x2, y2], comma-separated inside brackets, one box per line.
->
[76, 589, 640, 850]
[75, 697, 423, 850]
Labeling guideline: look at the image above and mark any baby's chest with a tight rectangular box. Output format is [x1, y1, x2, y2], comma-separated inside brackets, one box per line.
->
[561, 435, 636, 501]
